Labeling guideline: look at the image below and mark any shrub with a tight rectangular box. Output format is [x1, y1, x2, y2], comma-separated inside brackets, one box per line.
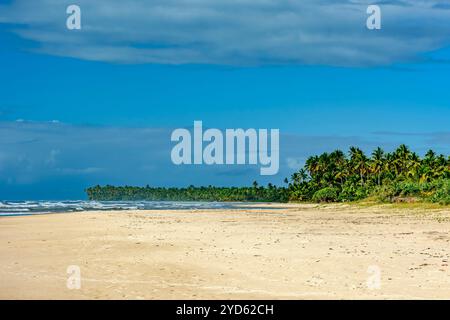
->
[395, 181, 421, 197]
[372, 184, 396, 202]
[430, 180, 450, 204]
[338, 181, 370, 202]
[312, 187, 339, 203]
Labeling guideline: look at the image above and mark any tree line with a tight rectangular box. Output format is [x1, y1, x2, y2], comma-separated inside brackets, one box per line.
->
[86, 145, 450, 204]
[288, 144, 450, 204]
[86, 183, 289, 203]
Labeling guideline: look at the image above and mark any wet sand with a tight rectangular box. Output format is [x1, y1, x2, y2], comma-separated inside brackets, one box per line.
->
[1, 203, 450, 299]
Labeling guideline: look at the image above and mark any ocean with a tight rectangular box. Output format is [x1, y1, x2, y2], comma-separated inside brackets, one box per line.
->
[0, 200, 273, 216]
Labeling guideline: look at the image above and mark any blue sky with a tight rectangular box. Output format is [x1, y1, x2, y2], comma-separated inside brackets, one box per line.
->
[1, 1, 450, 199]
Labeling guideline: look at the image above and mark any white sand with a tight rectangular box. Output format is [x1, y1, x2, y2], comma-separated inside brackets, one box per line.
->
[1, 203, 450, 299]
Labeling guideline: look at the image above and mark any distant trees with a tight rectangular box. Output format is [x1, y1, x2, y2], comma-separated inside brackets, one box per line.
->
[86, 184, 289, 203]
[86, 145, 450, 205]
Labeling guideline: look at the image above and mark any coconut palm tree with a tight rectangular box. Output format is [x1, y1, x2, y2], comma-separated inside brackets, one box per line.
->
[349, 147, 368, 185]
[371, 147, 384, 185]
[394, 144, 411, 177]
[305, 155, 320, 181]
[406, 152, 421, 180]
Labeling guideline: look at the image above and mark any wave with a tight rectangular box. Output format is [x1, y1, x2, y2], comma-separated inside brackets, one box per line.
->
[0, 200, 255, 216]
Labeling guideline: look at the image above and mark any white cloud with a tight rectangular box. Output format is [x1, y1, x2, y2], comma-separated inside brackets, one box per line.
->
[45, 149, 60, 166]
[286, 157, 304, 170]
[56, 167, 104, 175]
[1, 0, 450, 66]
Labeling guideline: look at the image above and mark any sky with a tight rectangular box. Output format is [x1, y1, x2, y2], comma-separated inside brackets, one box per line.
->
[1, 0, 450, 199]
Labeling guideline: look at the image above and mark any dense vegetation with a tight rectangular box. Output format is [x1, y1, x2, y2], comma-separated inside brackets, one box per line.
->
[288, 145, 450, 204]
[86, 145, 450, 205]
[86, 183, 289, 202]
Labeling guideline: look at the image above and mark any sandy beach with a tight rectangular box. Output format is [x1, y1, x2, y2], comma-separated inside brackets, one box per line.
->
[1, 203, 450, 299]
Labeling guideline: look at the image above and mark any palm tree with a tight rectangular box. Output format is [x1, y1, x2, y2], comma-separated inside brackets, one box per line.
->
[293, 168, 308, 183]
[435, 154, 447, 179]
[329, 150, 346, 184]
[349, 147, 368, 185]
[421, 150, 437, 182]
[407, 152, 421, 180]
[392, 144, 411, 178]
[371, 147, 384, 185]
[305, 155, 320, 181]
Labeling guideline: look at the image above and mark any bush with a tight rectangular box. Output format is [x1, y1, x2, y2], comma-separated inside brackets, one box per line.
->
[372, 184, 396, 202]
[338, 181, 370, 202]
[312, 187, 339, 203]
[395, 181, 421, 197]
[430, 180, 450, 204]
[371, 180, 450, 203]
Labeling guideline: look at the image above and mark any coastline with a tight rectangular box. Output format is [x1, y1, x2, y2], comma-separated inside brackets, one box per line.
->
[1, 203, 450, 299]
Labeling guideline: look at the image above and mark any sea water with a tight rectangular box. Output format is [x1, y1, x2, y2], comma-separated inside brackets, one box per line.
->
[0, 200, 275, 216]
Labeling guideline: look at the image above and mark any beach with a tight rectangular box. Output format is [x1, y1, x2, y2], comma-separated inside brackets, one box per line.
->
[1, 203, 450, 299]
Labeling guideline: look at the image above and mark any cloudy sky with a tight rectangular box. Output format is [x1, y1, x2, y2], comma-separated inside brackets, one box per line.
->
[1, 0, 450, 199]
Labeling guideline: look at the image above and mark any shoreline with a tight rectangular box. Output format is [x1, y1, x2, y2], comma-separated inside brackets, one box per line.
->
[0, 201, 292, 216]
[2, 200, 449, 218]
[1, 203, 450, 299]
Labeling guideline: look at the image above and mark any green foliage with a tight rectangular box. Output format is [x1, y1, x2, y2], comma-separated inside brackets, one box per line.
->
[339, 181, 369, 202]
[394, 181, 422, 197]
[372, 184, 396, 203]
[289, 145, 450, 204]
[430, 180, 450, 205]
[86, 145, 450, 205]
[312, 187, 338, 202]
[369, 180, 450, 204]
[86, 184, 289, 203]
